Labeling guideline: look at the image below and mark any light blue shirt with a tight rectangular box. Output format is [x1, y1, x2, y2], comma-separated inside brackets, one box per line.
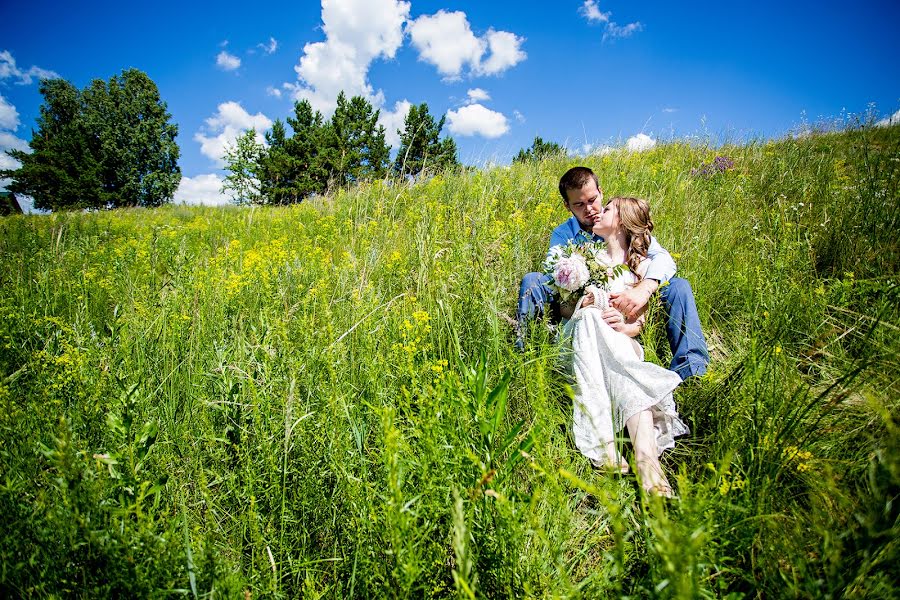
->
[549, 216, 676, 283]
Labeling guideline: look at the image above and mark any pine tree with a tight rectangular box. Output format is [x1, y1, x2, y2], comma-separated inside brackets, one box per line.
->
[258, 119, 293, 205]
[323, 92, 390, 187]
[284, 100, 328, 201]
[512, 136, 564, 163]
[393, 103, 458, 179]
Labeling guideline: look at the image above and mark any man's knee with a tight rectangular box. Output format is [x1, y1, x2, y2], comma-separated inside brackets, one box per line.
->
[661, 277, 692, 305]
[520, 271, 545, 295]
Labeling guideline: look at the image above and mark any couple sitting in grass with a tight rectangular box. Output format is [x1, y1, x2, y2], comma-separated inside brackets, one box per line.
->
[517, 166, 709, 497]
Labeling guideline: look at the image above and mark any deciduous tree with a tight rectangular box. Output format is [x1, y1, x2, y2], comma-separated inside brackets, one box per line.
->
[222, 129, 263, 205]
[1, 69, 180, 210]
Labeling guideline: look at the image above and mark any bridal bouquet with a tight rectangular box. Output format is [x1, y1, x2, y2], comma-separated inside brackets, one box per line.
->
[542, 241, 628, 303]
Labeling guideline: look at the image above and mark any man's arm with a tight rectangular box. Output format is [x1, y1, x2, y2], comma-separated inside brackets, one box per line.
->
[644, 236, 676, 283]
[611, 247, 676, 318]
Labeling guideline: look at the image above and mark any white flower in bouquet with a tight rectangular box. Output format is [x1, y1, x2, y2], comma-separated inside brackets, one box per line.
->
[553, 254, 590, 294]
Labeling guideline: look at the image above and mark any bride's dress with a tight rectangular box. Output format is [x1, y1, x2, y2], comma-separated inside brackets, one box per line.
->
[562, 268, 688, 465]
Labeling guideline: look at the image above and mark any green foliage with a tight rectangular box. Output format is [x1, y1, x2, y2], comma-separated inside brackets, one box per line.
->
[322, 92, 391, 187]
[393, 102, 459, 178]
[2, 69, 180, 211]
[254, 96, 391, 204]
[222, 129, 264, 205]
[0, 125, 898, 597]
[513, 136, 565, 163]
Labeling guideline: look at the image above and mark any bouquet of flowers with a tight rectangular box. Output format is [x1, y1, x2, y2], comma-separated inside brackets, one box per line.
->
[542, 241, 629, 305]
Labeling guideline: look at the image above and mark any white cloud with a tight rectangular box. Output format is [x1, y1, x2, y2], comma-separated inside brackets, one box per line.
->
[0, 131, 29, 153]
[580, 3, 642, 42]
[0, 94, 28, 190]
[0, 132, 29, 192]
[408, 11, 484, 79]
[288, 0, 410, 116]
[513, 109, 525, 123]
[378, 99, 412, 147]
[446, 104, 509, 138]
[216, 50, 241, 71]
[0, 94, 20, 131]
[477, 29, 527, 75]
[0, 50, 59, 85]
[266, 86, 283, 98]
[626, 133, 656, 152]
[582, 142, 614, 156]
[408, 10, 525, 79]
[258, 37, 279, 55]
[580, 1, 610, 24]
[662, 107, 678, 113]
[174, 173, 231, 206]
[194, 101, 272, 167]
[466, 88, 490, 104]
[876, 109, 900, 127]
[604, 21, 643, 41]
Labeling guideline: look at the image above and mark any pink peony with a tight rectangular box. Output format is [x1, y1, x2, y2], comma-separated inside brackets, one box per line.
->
[553, 255, 590, 292]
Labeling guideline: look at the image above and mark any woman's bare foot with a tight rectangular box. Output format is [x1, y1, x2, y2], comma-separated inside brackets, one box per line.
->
[636, 458, 673, 498]
[591, 442, 629, 474]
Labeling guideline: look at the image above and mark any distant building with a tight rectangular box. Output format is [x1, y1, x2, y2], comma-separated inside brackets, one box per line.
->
[0, 192, 23, 216]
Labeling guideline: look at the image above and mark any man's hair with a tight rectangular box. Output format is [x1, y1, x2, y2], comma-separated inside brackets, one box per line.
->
[558, 166, 600, 203]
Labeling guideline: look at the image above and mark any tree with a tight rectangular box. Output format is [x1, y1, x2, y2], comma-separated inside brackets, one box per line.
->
[257, 119, 293, 205]
[222, 129, 263, 205]
[282, 99, 328, 201]
[513, 136, 564, 163]
[393, 103, 458, 178]
[1, 69, 180, 210]
[322, 92, 390, 187]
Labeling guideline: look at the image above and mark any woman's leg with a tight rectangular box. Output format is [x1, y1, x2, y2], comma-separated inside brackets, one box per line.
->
[626, 410, 672, 495]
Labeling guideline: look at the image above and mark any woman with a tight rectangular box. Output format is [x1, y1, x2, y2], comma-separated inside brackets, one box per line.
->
[561, 197, 688, 497]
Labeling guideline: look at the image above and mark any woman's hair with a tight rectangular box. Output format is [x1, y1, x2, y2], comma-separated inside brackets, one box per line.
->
[609, 196, 654, 277]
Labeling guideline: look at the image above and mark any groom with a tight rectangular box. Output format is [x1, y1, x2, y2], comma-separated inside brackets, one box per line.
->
[517, 166, 709, 380]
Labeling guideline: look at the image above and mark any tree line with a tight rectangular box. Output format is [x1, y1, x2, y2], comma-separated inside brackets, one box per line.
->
[1, 69, 565, 211]
[222, 92, 458, 205]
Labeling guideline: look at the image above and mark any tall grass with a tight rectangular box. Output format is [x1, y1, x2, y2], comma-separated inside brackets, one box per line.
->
[1, 125, 897, 598]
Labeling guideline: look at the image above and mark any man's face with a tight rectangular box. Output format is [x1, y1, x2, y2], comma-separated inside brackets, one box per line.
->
[564, 179, 603, 231]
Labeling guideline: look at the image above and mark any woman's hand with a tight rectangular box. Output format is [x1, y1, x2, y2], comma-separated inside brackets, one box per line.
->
[581, 291, 595, 308]
[603, 307, 645, 338]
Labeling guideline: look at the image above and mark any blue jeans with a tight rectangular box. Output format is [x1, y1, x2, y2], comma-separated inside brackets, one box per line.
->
[517, 273, 709, 380]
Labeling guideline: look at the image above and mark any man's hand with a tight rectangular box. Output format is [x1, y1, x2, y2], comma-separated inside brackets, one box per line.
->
[610, 279, 659, 318]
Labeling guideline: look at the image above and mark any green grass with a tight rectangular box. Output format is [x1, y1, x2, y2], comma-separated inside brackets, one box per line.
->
[1, 125, 898, 598]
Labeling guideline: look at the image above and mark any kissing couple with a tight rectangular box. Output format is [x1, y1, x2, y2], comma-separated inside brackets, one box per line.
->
[517, 166, 709, 497]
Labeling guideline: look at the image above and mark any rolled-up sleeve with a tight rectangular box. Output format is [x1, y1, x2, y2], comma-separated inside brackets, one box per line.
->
[644, 236, 677, 283]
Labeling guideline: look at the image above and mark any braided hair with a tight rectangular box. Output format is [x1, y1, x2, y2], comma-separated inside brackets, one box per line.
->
[609, 197, 654, 278]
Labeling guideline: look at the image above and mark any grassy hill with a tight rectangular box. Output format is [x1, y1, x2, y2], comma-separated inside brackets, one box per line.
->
[1, 125, 897, 598]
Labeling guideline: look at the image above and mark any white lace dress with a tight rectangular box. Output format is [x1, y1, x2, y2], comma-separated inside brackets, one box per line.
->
[562, 268, 689, 463]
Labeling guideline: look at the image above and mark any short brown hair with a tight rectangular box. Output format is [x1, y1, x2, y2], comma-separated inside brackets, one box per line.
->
[558, 166, 600, 203]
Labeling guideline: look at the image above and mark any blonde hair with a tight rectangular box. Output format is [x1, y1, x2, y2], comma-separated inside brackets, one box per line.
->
[609, 196, 654, 277]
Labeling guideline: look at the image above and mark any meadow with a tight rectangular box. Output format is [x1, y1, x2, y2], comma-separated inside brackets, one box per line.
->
[0, 124, 897, 598]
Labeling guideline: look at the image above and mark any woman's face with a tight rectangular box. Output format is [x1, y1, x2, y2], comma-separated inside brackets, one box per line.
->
[591, 200, 620, 237]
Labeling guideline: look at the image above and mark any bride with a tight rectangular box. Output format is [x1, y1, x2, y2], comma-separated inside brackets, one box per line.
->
[560, 196, 688, 497]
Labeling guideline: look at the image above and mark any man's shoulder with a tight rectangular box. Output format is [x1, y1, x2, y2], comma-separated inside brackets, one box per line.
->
[550, 217, 579, 243]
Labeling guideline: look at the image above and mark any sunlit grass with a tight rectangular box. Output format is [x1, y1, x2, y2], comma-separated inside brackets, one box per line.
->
[0, 125, 898, 598]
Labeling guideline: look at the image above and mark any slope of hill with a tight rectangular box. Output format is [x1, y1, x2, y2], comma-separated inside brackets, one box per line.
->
[1, 125, 897, 597]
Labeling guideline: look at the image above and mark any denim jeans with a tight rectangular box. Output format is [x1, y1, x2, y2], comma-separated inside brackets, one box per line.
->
[517, 272, 709, 380]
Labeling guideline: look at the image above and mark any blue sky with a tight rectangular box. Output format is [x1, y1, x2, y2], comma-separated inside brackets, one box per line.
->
[2, 0, 899, 206]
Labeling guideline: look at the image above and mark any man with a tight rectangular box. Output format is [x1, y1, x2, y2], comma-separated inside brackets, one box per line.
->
[517, 166, 709, 380]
